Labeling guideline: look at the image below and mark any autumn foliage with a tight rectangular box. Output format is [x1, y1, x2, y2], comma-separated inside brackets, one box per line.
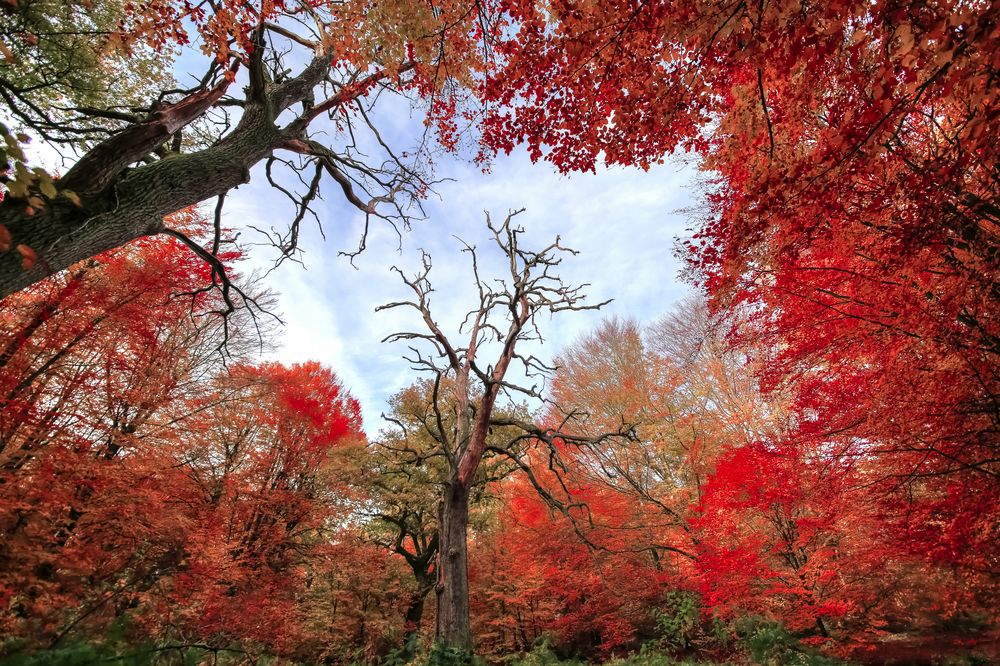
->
[1, 0, 998, 663]
[2, 236, 993, 663]
[0, 224, 373, 660]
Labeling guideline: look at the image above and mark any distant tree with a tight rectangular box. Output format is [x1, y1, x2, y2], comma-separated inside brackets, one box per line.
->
[362, 388, 444, 651]
[539, 299, 786, 569]
[351, 379, 540, 655]
[518, 299, 996, 650]
[0, 232, 364, 659]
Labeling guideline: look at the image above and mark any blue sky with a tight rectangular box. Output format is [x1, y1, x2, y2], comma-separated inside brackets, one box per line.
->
[22, 40, 706, 432]
[157, 44, 704, 433]
[227, 127, 700, 431]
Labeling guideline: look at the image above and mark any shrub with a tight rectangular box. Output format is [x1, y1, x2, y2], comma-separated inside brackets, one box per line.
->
[653, 592, 701, 653]
[426, 641, 486, 666]
[734, 617, 843, 666]
[504, 636, 583, 666]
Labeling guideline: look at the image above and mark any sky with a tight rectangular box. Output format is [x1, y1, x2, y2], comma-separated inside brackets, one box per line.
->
[224, 115, 702, 432]
[18, 40, 698, 433]
[31, 40, 703, 435]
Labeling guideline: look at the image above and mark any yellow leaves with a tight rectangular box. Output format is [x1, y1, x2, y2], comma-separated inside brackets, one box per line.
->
[38, 178, 56, 199]
[5, 167, 61, 212]
[1, 123, 72, 217]
[63, 190, 82, 207]
[322, 0, 485, 93]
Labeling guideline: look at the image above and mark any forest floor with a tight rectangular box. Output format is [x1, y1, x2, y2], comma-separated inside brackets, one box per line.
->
[845, 630, 1000, 665]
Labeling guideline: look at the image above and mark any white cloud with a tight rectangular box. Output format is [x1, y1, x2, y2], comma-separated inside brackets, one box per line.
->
[12, 38, 702, 435]
[215, 97, 699, 434]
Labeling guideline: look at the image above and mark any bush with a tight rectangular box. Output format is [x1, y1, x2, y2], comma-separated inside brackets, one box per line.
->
[606, 643, 722, 666]
[734, 617, 843, 666]
[504, 636, 583, 666]
[426, 641, 485, 666]
[0, 642, 169, 666]
[653, 592, 701, 652]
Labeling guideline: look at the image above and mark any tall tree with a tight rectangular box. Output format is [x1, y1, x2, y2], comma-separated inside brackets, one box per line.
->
[357, 379, 556, 655]
[362, 382, 462, 651]
[379, 211, 608, 651]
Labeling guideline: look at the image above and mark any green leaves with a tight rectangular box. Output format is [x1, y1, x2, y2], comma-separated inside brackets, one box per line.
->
[0, 124, 62, 213]
[653, 592, 700, 653]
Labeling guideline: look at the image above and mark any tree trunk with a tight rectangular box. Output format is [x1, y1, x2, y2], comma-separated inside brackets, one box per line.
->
[0, 114, 278, 299]
[401, 591, 427, 657]
[435, 481, 472, 652]
[404, 593, 426, 634]
[0, 53, 335, 300]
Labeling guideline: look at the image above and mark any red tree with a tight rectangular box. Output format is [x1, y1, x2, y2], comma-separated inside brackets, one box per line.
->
[0, 229, 366, 660]
[484, 0, 998, 583]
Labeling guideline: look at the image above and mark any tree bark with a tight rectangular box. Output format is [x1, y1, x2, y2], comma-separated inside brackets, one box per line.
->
[0, 109, 279, 298]
[435, 481, 472, 652]
[404, 593, 426, 636]
[0, 53, 334, 300]
[401, 590, 427, 657]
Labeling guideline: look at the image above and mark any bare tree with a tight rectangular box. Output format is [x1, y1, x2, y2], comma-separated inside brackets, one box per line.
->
[378, 210, 613, 651]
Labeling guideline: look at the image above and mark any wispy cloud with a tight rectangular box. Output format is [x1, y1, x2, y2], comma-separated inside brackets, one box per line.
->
[223, 102, 699, 433]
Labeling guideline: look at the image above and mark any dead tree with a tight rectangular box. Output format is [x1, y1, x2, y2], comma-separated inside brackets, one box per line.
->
[378, 210, 611, 651]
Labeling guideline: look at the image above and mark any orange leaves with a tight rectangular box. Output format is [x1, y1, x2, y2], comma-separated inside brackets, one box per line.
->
[105, 0, 493, 106]
[0, 230, 367, 656]
[893, 24, 916, 58]
[15, 243, 35, 269]
[473, 476, 667, 656]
